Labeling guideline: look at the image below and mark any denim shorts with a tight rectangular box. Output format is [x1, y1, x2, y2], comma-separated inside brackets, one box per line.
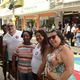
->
[18, 72, 33, 80]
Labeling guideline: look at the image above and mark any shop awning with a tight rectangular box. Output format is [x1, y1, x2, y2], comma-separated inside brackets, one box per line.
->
[0, 8, 12, 18]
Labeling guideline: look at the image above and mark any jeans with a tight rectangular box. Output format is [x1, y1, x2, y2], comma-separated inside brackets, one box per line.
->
[32, 72, 38, 80]
[18, 72, 33, 80]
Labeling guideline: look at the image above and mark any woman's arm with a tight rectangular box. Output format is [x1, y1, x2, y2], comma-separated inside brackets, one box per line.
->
[12, 53, 18, 73]
[59, 46, 74, 80]
[37, 46, 49, 76]
[46, 68, 58, 80]
[37, 51, 48, 76]
[2, 45, 7, 62]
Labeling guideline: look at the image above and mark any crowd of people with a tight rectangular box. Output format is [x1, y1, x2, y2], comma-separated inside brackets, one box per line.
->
[0, 21, 75, 80]
[39, 22, 80, 47]
[60, 23, 80, 47]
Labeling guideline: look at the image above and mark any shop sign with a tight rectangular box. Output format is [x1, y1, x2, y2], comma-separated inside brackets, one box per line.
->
[14, 0, 23, 8]
[23, 0, 50, 13]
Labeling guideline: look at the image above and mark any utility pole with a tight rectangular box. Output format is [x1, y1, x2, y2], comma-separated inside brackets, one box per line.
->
[11, 0, 16, 25]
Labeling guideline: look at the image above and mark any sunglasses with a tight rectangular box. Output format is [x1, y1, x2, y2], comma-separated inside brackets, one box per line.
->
[8, 25, 13, 27]
[48, 35, 56, 40]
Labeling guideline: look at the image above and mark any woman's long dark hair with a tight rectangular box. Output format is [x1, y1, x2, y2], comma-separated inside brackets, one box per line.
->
[56, 30, 67, 45]
[35, 30, 48, 56]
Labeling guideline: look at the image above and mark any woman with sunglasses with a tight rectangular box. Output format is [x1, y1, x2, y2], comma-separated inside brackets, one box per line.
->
[45, 30, 74, 80]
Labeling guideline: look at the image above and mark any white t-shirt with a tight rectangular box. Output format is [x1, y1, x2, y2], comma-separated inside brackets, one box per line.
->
[3, 30, 23, 61]
[71, 26, 75, 33]
[31, 44, 42, 74]
[66, 26, 70, 32]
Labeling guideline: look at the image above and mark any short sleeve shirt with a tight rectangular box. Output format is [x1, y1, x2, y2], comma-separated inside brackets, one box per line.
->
[3, 30, 23, 61]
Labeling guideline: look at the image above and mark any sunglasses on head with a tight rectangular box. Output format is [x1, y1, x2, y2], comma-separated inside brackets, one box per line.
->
[48, 35, 56, 40]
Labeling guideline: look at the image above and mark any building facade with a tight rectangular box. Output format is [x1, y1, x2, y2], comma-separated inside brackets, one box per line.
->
[0, 0, 80, 30]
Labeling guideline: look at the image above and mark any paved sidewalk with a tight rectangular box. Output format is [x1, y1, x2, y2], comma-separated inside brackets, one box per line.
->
[71, 46, 80, 53]
[0, 67, 4, 80]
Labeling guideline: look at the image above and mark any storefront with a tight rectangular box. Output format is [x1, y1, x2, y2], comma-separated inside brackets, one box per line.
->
[14, 0, 56, 30]
[21, 12, 56, 30]
[63, 11, 80, 27]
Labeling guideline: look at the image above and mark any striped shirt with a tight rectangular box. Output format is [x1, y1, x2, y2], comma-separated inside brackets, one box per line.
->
[16, 44, 35, 73]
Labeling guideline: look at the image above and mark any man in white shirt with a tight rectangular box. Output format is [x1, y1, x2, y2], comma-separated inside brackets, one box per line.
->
[66, 23, 71, 40]
[71, 24, 76, 46]
[3, 22, 23, 79]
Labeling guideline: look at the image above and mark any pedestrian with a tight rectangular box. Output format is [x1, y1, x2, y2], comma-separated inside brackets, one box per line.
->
[3, 22, 23, 79]
[58, 22, 62, 31]
[31, 29, 49, 80]
[0, 24, 8, 80]
[75, 24, 80, 47]
[45, 30, 74, 80]
[71, 24, 76, 46]
[12, 30, 34, 80]
[1, 24, 8, 36]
